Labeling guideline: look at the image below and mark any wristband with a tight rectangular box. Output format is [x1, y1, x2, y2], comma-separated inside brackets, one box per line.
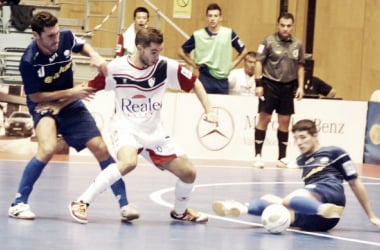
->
[255, 78, 263, 87]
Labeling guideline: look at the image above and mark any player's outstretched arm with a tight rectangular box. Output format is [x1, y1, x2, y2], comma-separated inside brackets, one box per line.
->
[348, 178, 380, 228]
[192, 79, 217, 123]
[81, 43, 108, 76]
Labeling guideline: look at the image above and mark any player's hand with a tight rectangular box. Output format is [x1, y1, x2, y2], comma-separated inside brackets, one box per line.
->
[255, 86, 264, 100]
[72, 84, 96, 101]
[204, 110, 218, 123]
[294, 87, 304, 100]
[369, 216, 380, 228]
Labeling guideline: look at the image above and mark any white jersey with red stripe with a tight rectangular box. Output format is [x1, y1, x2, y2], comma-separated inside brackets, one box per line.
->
[105, 55, 196, 134]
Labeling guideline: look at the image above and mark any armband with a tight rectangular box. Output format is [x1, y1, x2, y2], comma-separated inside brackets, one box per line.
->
[255, 78, 263, 87]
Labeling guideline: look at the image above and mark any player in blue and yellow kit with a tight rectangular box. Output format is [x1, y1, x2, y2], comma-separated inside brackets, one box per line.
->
[212, 119, 380, 231]
[8, 11, 138, 221]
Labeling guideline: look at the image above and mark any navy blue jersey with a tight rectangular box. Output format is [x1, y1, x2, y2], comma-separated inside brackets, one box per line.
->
[19, 29, 85, 111]
[296, 146, 358, 185]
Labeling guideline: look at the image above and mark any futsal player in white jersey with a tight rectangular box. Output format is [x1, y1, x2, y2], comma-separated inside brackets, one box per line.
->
[69, 27, 217, 224]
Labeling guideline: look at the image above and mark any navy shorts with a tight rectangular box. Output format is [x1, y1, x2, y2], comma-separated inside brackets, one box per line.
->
[31, 100, 101, 151]
[291, 179, 346, 231]
[198, 66, 228, 94]
[258, 77, 296, 115]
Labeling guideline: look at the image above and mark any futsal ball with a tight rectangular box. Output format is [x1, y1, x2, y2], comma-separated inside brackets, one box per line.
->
[261, 204, 291, 234]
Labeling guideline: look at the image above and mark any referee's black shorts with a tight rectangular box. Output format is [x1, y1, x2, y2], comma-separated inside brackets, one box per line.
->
[258, 77, 296, 115]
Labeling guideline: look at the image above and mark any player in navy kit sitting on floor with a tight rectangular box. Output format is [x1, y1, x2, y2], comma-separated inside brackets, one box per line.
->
[213, 119, 380, 231]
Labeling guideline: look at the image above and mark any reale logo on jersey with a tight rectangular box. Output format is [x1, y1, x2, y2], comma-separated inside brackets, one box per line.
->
[121, 95, 162, 113]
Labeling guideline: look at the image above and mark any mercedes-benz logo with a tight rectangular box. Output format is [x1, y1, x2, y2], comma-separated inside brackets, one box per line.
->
[196, 106, 234, 151]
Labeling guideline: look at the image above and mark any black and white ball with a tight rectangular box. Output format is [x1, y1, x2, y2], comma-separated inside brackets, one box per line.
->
[261, 204, 291, 234]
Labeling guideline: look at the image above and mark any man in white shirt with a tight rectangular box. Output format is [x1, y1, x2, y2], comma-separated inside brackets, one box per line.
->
[115, 6, 149, 57]
[228, 51, 256, 95]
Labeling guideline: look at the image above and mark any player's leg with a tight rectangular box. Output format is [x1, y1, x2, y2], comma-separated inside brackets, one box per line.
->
[86, 136, 129, 208]
[283, 188, 344, 219]
[276, 114, 294, 168]
[62, 103, 133, 222]
[253, 112, 271, 168]
[276, 82, 296, 168]
[9, 116, 57, 220]
[212, 194, 281, 217]
[70, 145, 139, 223]
[158, 153, 208, 223]
[253, 80, 276, 168]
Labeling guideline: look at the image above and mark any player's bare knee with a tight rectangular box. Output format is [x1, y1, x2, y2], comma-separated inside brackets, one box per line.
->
[118, 161, 137, 175]
[179, 167, 196, 183]
[88, 140, 110, 160]
[37, 143, 56, 159]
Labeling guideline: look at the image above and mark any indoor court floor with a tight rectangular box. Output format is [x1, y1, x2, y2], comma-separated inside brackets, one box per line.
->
[1, 155, 380, 250]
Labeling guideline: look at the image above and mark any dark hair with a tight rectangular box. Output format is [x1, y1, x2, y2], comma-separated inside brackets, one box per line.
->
[133, 6, 149, 19]
[135, 27, 163, 48]
[277, 12, 294, 23]
[31, 11, 58, 35]
[292, 119, 318, 135]
[206, 3, 222, 15]
[245, 51, 257, 59]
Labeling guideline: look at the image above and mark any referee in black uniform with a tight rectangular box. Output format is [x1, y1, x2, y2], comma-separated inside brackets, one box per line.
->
[253, 12, 305, 168]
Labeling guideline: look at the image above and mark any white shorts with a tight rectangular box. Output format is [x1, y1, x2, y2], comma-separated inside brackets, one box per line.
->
[111, 124, 185, 166]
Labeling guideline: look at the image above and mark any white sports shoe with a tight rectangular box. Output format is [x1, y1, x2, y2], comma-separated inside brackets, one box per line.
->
[121, 204, 140, 222]
[252, 155, 264, 168]
[69, 201, 89, 224]
[212, 200, 248, 217]
[8, 202, 36, 220]
[276, 158, 298, 169]
[170, 208, 208, 223]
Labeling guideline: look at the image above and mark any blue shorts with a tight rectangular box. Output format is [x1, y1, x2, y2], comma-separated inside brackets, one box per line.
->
[258, 77, 296, 115]
[198, 66, 228, 94]
[291, 179, 346, 231]
[30, 100, 101, 151]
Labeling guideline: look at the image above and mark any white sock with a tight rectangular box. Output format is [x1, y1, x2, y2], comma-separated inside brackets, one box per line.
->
[174, 179, 194, 214]
[77, 163, 122, 204]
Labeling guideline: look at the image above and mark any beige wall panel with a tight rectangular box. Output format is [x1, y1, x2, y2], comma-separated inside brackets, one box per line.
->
[59, 0, 85, 19]
[313, 0, 365, 100]
[361, 0, 380, 99]
[288, 0, 308, 45]
[88, 1, 119, 44]
[328, 0, 365, 28]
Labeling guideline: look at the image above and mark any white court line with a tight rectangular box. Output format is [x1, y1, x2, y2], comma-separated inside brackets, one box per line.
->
[149, 182, 380, 247]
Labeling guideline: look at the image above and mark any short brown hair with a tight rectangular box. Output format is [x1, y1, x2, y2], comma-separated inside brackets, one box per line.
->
[135, 27, 163, 48]
[292, 119, 318, 135]
[31, 11, 58, 35]
[206, 3, 222, 15]
[277, 12, 294, 23]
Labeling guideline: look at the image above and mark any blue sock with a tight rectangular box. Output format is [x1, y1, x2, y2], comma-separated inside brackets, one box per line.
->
[14, 157, 46, 205]
[288, 196, 320, 214]
[99, 157, 128, 207]
[247, 199, 270, 216]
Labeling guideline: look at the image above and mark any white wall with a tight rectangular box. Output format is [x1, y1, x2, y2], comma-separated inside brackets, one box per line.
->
[77, 92, 368, 164]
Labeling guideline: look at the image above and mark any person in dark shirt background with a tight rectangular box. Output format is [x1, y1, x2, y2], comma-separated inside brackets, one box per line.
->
[304, 76, 336, 99]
